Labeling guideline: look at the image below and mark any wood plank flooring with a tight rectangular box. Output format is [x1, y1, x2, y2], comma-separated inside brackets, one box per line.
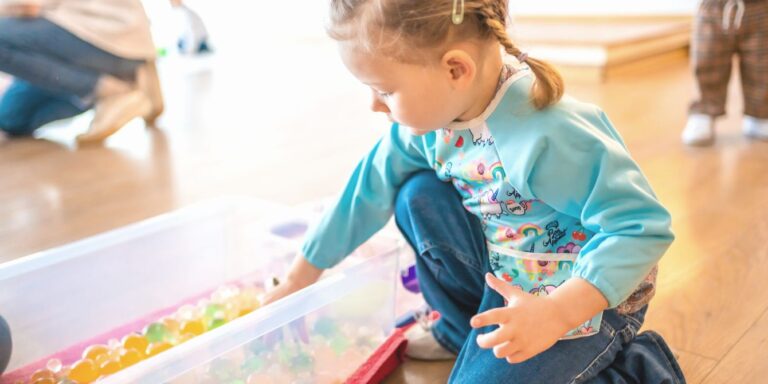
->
[2, 11, 766, 382]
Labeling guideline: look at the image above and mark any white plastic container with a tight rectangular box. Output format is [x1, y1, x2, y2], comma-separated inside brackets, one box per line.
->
[0, 198, 400, 383]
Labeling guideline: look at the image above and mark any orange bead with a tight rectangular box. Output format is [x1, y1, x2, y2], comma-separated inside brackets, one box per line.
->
[81, 344, 109, 362]
[121, 334, 149, 354]
[95, 352, 113, 368]
[99, 358, 122, 376]
[145, 342, 172, 357]
[30, 369, 55, 381]
[68, 359, 99, 384]
[176, 333, 194, 344]
[179, 320, 204, 336]
[161, 317, 180, 334]
[119, 348, 144, 368]
[238, 288, 261, 316]
[31, 378, 55, 384]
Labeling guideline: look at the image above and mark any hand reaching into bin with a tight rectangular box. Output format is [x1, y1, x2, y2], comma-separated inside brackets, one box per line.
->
[261, 254, 324, 306]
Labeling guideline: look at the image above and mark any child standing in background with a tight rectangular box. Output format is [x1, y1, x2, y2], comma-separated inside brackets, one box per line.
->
[264, 0, 685, 382]
[683, 0, 768, 146]
[170, 0, 212, 55]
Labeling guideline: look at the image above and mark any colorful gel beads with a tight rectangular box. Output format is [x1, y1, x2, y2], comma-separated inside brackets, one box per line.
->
[25, 283, 263, 383]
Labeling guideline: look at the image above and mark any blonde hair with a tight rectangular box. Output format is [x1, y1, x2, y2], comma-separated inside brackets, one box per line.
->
[328, 0, 564, 110]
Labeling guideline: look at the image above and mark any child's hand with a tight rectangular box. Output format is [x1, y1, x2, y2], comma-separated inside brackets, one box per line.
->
[470, 273, 571, 364]
[261, 254, 324, 306]
[260, 278, 305, 305]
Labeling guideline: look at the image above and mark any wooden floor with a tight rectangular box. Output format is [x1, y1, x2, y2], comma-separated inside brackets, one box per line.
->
[2, 11, 768, 383]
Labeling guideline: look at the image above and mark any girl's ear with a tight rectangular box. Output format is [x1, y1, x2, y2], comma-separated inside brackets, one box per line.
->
[441, 49, 476, 90]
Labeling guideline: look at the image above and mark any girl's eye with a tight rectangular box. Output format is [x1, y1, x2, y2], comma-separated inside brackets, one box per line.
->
[377, 91, 392, 98]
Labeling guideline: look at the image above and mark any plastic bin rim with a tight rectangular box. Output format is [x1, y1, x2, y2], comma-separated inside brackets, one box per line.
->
[100, 245, 400, 383]
[0, 197, 283, 280]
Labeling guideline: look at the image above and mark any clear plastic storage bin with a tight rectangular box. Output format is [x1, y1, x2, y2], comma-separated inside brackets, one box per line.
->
[0, 198, 400, 383]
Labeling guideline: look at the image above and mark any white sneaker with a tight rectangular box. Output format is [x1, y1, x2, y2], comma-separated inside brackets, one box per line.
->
[77, 90, 151, 145]
[404, 324, 456, 361]
[743, 116, 768, 140]
[682, 114, 715, 146]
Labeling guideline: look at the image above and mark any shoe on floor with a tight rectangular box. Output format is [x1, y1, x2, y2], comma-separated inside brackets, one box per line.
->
[743, 115, 768, 140]
[404, 324, 457, 361]
[77, 90, 151, 144]
[138, 61, 164, 126]
[682, 114, 715, 146]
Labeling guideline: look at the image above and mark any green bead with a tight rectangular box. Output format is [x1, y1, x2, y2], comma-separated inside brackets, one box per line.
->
[144, 322, 169, 343]
[205, 303, 225, 318]
[290, 352, 314, 372]
[240, 356, 264, 374]
[329, 335, 349, 355]
[204, 303, 228, 329]
[277, 345, 294, 365]
[209, 317, 227, 329]
[248, 339, 271, 356]
[313, 318, 337, 338]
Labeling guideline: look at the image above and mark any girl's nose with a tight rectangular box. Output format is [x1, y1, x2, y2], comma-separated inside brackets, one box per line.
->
[370, 93, 390, 114]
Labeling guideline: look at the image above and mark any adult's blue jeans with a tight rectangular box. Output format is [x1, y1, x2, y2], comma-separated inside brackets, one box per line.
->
[394, 171, 686, 383]
[0, 17, 144, 135]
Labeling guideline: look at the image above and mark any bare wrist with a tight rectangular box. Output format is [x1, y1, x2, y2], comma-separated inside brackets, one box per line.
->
[284, 254, 323, 287]
[544, 296, 576, 334]
[545, 278, 609, 332]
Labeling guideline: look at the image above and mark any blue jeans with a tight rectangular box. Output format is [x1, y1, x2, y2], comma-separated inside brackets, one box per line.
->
[394, 171, 686, 384]
[0, 17, 144, 135]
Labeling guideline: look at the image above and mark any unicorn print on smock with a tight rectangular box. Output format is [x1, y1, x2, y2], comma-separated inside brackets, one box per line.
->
[433, 65, 600, 338]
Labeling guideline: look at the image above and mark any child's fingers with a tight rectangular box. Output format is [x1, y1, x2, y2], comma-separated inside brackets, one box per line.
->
[485, 273, 526, 303]
[470, 307, 510, 328]
[506, 351, 530, 364]
[476, 326, 515, 349]
[493, 341, 521, 360]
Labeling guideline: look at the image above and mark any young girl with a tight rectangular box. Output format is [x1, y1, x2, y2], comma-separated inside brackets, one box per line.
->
[264, 0, 685, 382]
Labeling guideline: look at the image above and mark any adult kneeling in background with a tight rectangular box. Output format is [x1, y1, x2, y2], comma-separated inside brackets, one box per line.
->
[0, 0, 163, 145]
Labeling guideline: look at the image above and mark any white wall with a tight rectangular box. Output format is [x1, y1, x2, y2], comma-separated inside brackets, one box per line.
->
[510, 0, 700, 16]
[142, 1, 702, 52]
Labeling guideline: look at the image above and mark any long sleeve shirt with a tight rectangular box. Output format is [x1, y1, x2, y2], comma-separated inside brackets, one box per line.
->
[302, 67, 674, 310]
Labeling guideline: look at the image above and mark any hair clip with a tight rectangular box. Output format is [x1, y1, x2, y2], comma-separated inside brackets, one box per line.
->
[452, 0, 465, 25]
[517, 52, 529, 63]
